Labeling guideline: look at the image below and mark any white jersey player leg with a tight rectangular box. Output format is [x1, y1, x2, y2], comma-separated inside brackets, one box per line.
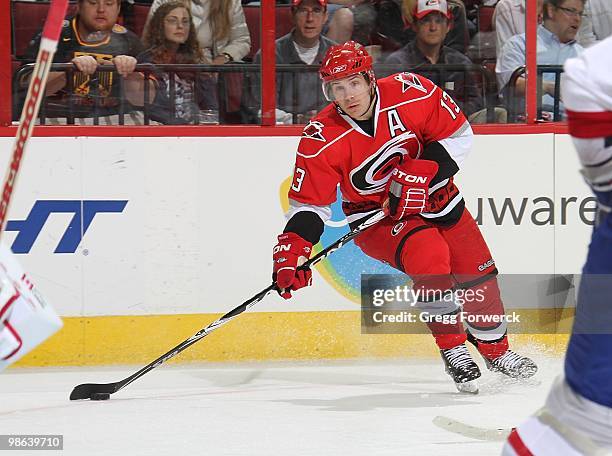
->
[502, 376, 612, 456]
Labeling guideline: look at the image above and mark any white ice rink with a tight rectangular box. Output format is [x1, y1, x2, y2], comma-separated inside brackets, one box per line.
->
[1, 355, 563, 455]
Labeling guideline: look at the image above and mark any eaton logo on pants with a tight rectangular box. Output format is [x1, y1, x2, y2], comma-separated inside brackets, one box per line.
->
[5, 200, 128, 254]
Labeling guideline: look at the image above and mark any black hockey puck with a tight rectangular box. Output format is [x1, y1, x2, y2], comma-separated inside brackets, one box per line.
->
[91, 393, 111, 401]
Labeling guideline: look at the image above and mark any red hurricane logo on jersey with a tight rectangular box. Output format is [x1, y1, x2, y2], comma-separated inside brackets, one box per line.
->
[302, 120, 326, 142]
[395, 72, 428, 94]
[349, 132, 421, 195]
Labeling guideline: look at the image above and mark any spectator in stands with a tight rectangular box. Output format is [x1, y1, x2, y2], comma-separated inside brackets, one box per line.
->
[139, 1, 217, 124]
[384, 0, 484, 119]
[496, 0, 585, 118]
[577, 0, 612, 46]
[376, 0, 469, 55]
[494, 0, 544, 67]
[245, 0, 336, 124]
[23, 0, 150, 122]
[145, 0, 251, 64]
[494, 0, 609, 51]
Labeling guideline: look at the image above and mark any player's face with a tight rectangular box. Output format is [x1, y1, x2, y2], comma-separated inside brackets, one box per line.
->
[293, 0, 328, 43]
[77, 0, 120, 33]
[413, 12, 449, 48]
[328, 74, 373, 120]
[164, 7, 191, 45]
[546, 0, 584, 43]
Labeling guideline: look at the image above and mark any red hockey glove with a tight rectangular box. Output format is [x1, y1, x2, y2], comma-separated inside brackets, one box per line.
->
[386, 159, 439, 221]
[273, 232, 313, 300]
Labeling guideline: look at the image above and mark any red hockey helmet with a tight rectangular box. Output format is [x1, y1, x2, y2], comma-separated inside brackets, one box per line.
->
[319, 41, 373, 83]
[319, 41, 375, 101]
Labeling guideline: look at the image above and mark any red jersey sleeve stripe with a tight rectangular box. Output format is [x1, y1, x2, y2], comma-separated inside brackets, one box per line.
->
[566, 110, 612, 139]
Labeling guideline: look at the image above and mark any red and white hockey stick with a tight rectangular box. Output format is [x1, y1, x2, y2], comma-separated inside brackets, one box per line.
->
[0, 0, 69, 238]
[69, 210, 387, 400]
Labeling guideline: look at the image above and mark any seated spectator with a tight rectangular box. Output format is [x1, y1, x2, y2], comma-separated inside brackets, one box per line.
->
[139, 1, 218, 124]
[376, 0, 469, 54]
[494, 0, 607, 52]
[496, 0, 585, 118]
[494, 0, 544, 68]
[577, 0, 612, 46]
[244, 0, 336, 123]
[145, 0, 251, 64]
[22, 0, 150, 123]
[384, 0, 485, 119]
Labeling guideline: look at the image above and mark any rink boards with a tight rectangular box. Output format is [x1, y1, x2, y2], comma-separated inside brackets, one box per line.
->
[0, 133, 590, 366]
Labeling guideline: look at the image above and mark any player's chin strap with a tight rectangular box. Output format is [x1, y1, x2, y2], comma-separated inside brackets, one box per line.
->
[362, 73, 378, 115]
[358, 88, 378, 119]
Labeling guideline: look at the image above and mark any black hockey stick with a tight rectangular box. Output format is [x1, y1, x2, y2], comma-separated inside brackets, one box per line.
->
[69, 209, 386, 400]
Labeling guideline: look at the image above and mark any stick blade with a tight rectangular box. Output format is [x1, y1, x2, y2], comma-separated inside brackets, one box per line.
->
[70, 382, 118, 401]
[432, 415, 512, 441]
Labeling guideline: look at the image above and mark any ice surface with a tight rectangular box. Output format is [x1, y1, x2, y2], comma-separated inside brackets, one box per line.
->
[0, 356, 562, 456]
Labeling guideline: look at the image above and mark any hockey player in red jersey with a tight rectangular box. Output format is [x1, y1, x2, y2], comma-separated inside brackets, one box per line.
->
[272, 41, 537, 393]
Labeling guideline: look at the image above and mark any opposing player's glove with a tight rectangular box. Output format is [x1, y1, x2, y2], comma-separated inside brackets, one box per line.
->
[273, 232, 313, 299]
[386, 159, 439, 220]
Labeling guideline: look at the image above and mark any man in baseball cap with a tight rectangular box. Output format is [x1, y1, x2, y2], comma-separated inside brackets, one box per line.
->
[385, 0, 484, 119]
[245, 0, 334, 123]
[291, 0, 329, 44]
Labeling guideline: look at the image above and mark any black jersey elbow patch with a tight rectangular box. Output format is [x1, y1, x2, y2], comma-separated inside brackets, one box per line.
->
[284, 211, 325, 245]
[422, 141, 459, 185]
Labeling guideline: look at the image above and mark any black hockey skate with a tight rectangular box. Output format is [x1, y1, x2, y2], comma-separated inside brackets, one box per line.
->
[440, 344, 481, 394]
[485, 350, 538, 379]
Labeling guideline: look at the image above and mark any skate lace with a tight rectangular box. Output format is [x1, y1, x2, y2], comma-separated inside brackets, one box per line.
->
[494, 350, 523, 370]
[445, 345, 474, 369]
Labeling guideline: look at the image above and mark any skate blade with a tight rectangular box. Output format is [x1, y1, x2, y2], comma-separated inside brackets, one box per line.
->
[455, 379, 479, 394]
